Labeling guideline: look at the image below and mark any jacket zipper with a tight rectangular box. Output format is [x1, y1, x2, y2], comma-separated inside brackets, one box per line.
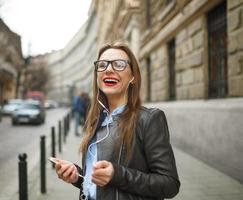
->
[116, 142, 124, 200]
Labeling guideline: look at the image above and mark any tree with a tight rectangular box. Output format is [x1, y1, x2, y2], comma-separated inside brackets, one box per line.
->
[23, 57, 50, 95]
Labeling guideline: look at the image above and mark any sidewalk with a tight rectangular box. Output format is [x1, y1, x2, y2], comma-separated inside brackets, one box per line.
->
[173, 148, 243, 200]
[29, 120, 243, 200]
[29, 120, 82, 200]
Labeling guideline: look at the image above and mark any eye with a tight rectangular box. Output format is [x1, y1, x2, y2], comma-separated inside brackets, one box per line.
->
[113, 60, 126, 70]
[97, 61, 108, 69]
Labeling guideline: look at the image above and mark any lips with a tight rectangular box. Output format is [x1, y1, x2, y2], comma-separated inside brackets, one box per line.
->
[103, 78, 119, 86]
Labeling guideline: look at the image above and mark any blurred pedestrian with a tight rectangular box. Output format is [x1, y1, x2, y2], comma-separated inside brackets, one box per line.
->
[54, 42, 180, 200]
[72, 91, 85, 136]
[81, 92, 90, 124]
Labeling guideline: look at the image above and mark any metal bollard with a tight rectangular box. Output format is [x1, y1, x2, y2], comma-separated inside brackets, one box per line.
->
[66, 115, 69, 135]
[63, 117, 66, 143]
[58, 120, 62, 153]
[68, 112, 71, 131]
[51, 126, 56, 168]
[40, 135, 46, 194]
[67, 114, 70, 132]
[65, 115, 68, 135]
[18, 153, 28, 200]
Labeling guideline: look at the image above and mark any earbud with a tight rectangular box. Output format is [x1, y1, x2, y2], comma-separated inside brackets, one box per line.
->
[129, 77, 134, 84]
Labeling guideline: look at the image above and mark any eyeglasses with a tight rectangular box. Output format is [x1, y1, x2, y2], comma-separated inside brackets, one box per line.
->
[94, 59, 130, 72]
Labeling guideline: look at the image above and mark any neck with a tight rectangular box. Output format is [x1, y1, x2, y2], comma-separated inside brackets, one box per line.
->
[107, 94, 127, 113]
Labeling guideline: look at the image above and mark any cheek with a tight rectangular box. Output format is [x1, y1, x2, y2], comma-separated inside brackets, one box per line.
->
[122, 72, 133, 84]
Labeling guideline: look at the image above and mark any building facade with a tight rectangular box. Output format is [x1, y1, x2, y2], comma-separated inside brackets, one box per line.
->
[92, 0, 243, 183]
[44, 0, 243, 183]
[94, 0, 243, 101]
[140, 0, 243, 102]
[46, 5, 97, 105]
[0, 18, 24, 105]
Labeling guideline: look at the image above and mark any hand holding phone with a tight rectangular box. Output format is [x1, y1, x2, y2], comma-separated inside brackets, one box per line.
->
[48, 157, 59, 165]
[49, 157, 83, 182]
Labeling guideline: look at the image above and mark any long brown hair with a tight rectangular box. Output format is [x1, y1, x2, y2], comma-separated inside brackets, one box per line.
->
[80, 42, 141, 161]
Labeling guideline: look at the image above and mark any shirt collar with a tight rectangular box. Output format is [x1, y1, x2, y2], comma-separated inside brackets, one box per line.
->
[101, 105, 125, 126]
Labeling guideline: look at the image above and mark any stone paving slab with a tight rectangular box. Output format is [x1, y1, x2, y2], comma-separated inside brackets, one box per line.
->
[173, 148, 243, 200]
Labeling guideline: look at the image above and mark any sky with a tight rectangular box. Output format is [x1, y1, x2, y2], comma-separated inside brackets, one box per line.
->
[0, 0, 91, 56]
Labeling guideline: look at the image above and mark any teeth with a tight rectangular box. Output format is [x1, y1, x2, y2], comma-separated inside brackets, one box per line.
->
[104, 79, 118, 83]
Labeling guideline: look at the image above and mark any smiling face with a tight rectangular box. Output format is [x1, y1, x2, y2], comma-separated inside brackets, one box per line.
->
[96, 48, 134, 106]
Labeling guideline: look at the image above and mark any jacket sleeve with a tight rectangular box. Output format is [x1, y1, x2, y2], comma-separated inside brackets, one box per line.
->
[71, 164, 83, 189]
[109, 109, 180, 198]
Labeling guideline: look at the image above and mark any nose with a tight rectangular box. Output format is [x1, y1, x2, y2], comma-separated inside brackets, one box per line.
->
[106, 62, 113, 71]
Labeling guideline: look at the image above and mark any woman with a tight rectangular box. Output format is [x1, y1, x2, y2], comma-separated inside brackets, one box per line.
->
[54, 42, 180, 200]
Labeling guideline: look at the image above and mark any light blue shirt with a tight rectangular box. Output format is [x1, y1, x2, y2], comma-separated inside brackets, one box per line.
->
[83, 105, 125, 200]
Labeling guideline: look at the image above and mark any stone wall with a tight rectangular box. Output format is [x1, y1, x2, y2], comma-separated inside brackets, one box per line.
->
[139, 0, 243, 101]
[228, 0, 243, 96]
[175, 17, 206, 99]
[146, 98, 243, 183]
[150, 45, 169, 101]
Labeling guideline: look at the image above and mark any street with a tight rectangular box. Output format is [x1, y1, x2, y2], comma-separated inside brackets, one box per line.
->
[1, 106, 243, 200]
[0, 107, 70, 200]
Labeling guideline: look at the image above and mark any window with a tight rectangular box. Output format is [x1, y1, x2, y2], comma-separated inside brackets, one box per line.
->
[145, 0, 151, 28]
[168, 39, 176, 100]
[208, 2, 227, 98]
[165, 0, 173, 6]
[0, 81, 3, 106]
[146, 57, 151, 101]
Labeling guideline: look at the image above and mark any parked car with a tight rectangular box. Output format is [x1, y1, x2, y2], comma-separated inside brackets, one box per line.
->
[2, 99, 23, 115]
[0, 106, 2, 122]
[44, 100, 59, 109]
[11, 100, 45, 125]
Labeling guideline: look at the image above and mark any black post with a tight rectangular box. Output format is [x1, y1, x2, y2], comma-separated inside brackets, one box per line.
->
[67, 113, 69, 132]
[63, 117, 66, 143]
[66, 115, 69, 135]
[58, 120, 62, 153]
[51, 126, 56, 168]
[40, 135, 46, 194]
[18, 153, 28, 200]
[68, 112, 71, 131]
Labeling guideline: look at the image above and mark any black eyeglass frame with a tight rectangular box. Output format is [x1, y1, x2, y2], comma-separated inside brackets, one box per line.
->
[94, 59, 130, 72]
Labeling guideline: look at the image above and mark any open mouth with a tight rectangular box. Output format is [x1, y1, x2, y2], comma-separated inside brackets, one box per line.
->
[103, 78, 119, 86]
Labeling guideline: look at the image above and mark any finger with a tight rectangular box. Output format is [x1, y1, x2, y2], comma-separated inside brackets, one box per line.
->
[93, 160, 109, 169]
[92, 170, 111, 184]
[53, 158, 72, 165]
[55, 163, 62, 170]
[92, 169, 109, 179]
[92, 176, 107, 187]
[93, 166, 113, 177]
[71, 168, 80, 183]
[57, 164, 70, 178]
[63, 165, 75, 178]
[69, 169, 78, 183]
[92, 174, 107, 183]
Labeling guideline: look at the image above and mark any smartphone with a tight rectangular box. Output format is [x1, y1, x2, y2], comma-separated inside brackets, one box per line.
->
[48, 157, 83, 178]
[48, 157, 58, 165]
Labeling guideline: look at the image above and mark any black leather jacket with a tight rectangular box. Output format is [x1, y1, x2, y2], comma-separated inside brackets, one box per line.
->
[73, 107, 180, 200]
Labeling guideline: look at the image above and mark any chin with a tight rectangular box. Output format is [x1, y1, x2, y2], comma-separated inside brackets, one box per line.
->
[102, 88, 123, 96]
